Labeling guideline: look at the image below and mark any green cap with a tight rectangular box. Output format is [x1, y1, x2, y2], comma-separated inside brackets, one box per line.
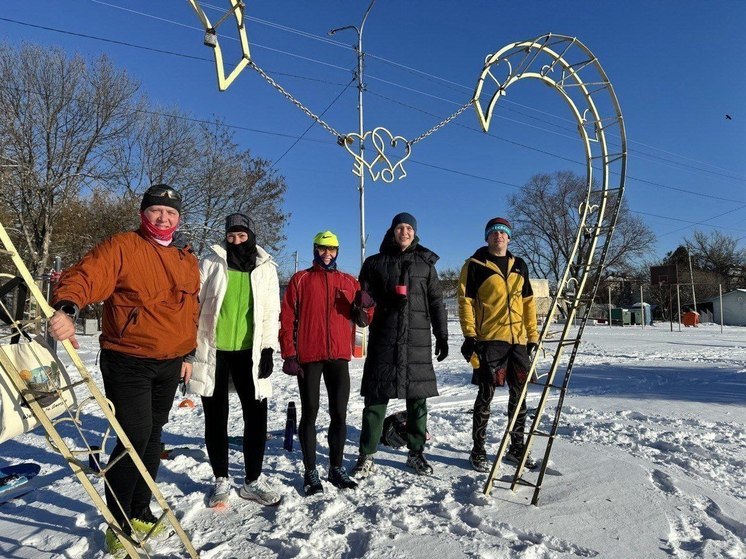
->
[313, 230, 339, 247]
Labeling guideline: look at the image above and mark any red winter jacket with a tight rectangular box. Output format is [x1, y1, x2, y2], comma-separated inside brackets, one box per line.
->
[280, 264, 369, 364]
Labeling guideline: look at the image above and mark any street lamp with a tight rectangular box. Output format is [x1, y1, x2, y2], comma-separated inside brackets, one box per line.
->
[328, 0, 376, 268]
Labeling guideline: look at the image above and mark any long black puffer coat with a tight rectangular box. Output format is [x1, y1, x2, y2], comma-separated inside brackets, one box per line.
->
[359, 230, 448, 400]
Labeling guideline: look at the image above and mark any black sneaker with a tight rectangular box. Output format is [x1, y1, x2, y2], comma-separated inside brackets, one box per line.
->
[303, 468, 324, 496]
[469, 451, 490, 473]
[328, 466, 358, 490]
[504, 446, 538, 470]
[405, 450, 433, 475]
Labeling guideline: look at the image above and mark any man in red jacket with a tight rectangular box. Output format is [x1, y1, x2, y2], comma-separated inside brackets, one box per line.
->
[279, 231, 373, 496]
[49, 184, 199, 554]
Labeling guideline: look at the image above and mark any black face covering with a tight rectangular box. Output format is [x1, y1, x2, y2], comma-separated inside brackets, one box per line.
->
[226, 230, 258, 272]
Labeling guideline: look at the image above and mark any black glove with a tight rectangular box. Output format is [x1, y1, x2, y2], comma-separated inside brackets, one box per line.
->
[527, 342, 538, 361]
[282, 356, 304, 379]
[258, 348, 274, 379]
[434, 337, 449, 362]
[460, 337, 476, 362]
[354, 289, 375, 309]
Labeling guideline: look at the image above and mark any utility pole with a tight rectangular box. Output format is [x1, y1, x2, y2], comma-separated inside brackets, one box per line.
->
[687, 246, 697, 312]
[329, 0, 376, 268]
[293, 250, 298, 274]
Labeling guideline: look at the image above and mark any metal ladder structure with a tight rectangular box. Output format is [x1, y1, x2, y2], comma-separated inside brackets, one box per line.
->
[473, 34, 627, 504]
[0, 222, 199, 558]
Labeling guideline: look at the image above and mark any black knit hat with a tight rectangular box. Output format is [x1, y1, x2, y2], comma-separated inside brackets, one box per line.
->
[225, 213, 255, 234]
[140, 184, 182, 214]
[391, 212, 417, 233]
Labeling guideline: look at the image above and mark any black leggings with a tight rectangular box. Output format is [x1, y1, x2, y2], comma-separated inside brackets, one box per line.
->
[297, 359, 350, 471]
[100, 349, 182, 528]
[201, 349, 267, 483]
[472, 379, 527, 454]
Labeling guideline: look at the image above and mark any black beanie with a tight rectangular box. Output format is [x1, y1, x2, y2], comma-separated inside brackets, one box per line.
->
[225, 213, 255, 234]
[140, 184, 182, 214]
[391, 212, 417, 233]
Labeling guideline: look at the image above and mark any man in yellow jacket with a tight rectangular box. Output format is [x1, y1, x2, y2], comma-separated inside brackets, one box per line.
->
[457, 217, 539, 473]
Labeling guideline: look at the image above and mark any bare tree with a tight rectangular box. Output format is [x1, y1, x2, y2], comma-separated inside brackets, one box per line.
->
[687, 230, 745, 291]
[0, 43, 140, 275]
[51, 188, 140, 265]
[107, 104, 199, 194]
[438, 267, 461, 299]
[179, 120, 289, 256]
[507, 171, 656, 288]
[108, 115, 289, 257]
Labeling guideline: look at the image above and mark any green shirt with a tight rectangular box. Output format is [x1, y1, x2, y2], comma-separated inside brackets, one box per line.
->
[215, 269, 254, 351]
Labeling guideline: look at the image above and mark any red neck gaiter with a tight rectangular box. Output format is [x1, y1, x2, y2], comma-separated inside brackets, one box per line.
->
[139, 212, 178, 243]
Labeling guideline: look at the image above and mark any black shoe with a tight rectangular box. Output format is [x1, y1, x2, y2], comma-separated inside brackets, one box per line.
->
[469, 451, 490, 473]
[406, 450, 433, 475]
[328, 466, 358, 490]
[505, 446, 538, 470]
[303, 468, 324, 496]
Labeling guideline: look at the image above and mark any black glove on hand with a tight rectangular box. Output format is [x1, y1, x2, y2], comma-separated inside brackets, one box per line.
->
[434, 337, 449, 362]
[354, 289, 375, 309]
[258, 348, 274, 379]
[282, 356, 304, 379]
[527, 342, 538, 360]
[460, 337, 476, 362]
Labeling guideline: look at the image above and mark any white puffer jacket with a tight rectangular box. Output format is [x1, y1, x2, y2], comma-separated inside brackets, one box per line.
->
[189, 243, 280, 399]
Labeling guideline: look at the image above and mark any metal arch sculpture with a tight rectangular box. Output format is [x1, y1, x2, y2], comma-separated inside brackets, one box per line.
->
[474, 33, 628, 505]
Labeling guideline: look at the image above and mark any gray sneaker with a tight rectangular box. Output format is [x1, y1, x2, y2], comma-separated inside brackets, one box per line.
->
[239, 476, 281, 506]
[469, 451, 490, 473]
[351, 453, 375, 478]
[406, 450, 433, 475]
[208, 477, 231, 508]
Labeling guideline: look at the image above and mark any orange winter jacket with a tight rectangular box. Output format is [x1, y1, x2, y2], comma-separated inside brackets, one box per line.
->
[53, 230, 200, 359]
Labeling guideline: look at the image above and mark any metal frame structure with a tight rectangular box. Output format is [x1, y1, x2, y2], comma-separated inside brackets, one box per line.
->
[185, 7, 629, 505]
[474, 33, 627, 504]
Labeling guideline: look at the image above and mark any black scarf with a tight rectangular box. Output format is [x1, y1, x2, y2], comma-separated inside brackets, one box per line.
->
[226, 234, 258, 272]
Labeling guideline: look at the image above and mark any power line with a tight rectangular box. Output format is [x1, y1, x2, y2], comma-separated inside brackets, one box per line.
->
[271, 76, 355, 169]
[7, 9, 744, 188]
[80, 2, 746, 182]
[3, 15, 744, 234]
[366, 90, 746, 205]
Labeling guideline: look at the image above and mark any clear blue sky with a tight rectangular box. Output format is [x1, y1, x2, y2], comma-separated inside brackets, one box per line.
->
[2, 1, 745, 276]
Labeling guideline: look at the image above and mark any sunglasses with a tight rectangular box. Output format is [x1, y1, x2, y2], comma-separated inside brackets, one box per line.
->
[316, 245, 338, 253]
[147, 184, 182, 201]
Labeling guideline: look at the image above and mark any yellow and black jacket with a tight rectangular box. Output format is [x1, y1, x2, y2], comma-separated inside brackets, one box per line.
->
[458, 247, 538, 345]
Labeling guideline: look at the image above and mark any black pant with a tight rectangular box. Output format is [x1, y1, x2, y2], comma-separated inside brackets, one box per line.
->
[201, 349, 267, 483]
[100, 349, 182, 529]
[472, 380, 527, 454]
[297, 359, 350, 471]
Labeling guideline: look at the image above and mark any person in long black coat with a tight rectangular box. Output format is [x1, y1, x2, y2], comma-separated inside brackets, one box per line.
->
[351, 212, 449, 477]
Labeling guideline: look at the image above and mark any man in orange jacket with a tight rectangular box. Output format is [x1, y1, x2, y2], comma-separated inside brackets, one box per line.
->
[49, 184, 199, 553]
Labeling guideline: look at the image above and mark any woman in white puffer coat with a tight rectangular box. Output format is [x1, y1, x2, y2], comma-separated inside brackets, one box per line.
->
[189, 213, 281, 509]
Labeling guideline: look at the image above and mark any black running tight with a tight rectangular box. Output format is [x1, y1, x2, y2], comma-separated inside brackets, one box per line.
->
[472, 379, 527, 453]
[297, 359, 350, 471]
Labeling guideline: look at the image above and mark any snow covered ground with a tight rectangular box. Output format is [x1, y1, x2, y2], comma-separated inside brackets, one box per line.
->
[1, 321, 744, 558]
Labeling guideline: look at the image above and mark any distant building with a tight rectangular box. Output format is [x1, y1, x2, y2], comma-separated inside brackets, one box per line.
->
[704, 289, 746, 326]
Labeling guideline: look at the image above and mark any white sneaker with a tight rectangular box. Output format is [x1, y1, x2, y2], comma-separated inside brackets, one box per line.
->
[239, 476, 281, 506]
[208, 477, 231, 508]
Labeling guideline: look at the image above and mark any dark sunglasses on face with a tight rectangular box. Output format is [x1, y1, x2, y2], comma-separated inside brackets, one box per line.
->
[316, 245, 338, 253]
[146, 185, 182, 201]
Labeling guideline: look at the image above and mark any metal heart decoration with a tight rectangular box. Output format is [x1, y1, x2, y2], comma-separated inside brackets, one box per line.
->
[342, 127, 411, 183]
[187, 0, 252, 91]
